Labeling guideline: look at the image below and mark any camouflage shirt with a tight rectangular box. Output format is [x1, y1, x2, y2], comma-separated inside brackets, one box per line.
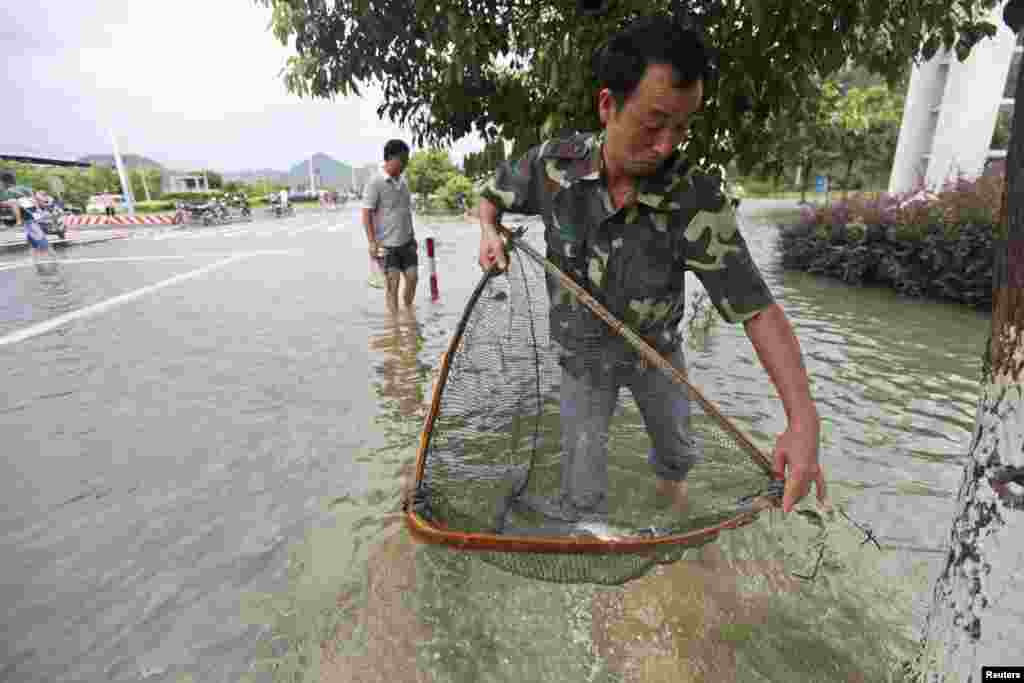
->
[477, 130, 775, 359]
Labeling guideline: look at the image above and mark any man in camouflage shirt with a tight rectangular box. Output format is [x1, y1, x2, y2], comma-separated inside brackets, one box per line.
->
[476, 15, 826, 520]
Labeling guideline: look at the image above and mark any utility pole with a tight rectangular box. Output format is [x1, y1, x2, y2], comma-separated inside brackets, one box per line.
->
[109, 128, 135, 215]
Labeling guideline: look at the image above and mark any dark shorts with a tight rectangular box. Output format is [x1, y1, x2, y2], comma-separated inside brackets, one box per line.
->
[26, 224, 48, 249]
[27, 234, 49, 249]
[381, 239, 418, 273]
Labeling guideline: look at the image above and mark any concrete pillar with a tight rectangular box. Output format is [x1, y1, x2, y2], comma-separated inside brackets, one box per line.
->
[889, 1, 1018, 193]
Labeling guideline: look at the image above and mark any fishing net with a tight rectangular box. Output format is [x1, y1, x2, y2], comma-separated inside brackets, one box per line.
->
[404, 224, 783, 585]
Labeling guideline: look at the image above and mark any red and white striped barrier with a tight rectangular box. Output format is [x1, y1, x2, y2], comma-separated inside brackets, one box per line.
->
[426, 237, 439, 301]
[63, 214, 180, 227]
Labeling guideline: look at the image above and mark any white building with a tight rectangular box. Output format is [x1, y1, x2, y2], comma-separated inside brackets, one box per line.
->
[162, 173, 211, 194]
[889, 3, 1021, 193]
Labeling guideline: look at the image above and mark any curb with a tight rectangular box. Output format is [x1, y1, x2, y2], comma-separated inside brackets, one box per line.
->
[64, 213, 180, 227]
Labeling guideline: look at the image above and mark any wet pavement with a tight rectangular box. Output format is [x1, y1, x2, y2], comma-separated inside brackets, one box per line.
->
[0, 201, 997, 682]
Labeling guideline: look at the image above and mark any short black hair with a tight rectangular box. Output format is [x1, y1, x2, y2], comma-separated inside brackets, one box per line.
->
[593, 14, 712, 110]
[0, 170, 15, 187]
[384, 139, 410, 161]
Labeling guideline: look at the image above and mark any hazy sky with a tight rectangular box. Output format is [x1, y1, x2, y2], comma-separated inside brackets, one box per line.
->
[1, 0, 486, 171]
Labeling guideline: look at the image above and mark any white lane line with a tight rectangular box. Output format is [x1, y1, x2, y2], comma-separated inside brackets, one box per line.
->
[0, 251, 289, 347]
[0, 255, 198, 272]
[0, 249, 298, 273]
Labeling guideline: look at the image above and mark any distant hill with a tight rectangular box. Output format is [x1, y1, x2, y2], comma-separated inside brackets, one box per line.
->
[286, 153, 383, 191]
[222, 168, 290, 185]
[78, 153, 165, 170]
[289, 153, 351, 190]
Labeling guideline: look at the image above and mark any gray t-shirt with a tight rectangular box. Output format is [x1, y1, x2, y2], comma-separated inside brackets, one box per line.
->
[362, 172, 414, 247]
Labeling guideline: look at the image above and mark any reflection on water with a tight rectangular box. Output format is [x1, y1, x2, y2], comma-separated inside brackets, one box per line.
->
[249, 206, 992, 683]
[369, 308, 429, 423]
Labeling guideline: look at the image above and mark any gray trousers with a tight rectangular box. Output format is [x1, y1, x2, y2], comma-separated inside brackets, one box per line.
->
[558, 347, 696, 515]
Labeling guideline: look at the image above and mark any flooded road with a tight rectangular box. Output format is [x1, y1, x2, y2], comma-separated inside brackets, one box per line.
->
[0, 202, 992, 682]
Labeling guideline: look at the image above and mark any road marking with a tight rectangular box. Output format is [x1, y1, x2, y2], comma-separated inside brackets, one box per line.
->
[0, 251, 294, 347]
[0, 250, 297, 273]
[0, 254, 200, 272]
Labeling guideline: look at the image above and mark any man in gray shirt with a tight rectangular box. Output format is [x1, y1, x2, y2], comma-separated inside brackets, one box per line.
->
[362, 139, 417, 312]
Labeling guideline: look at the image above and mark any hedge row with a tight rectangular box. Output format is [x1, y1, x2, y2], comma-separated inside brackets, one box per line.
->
[777, 219, 994, 309]
[776, 172, 1004, 309]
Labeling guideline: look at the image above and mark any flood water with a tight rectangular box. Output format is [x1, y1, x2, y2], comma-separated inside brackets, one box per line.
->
[0, 201, 993, 682]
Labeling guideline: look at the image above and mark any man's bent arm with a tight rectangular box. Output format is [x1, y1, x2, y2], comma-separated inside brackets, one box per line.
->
[743, 303, 819, 430]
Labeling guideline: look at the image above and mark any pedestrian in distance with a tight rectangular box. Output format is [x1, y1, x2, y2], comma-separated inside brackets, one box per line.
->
[363, 139, 418, 313]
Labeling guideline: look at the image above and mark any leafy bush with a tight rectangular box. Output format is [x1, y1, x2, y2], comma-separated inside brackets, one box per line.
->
[778, 171, 1003, 309]
[133, 200, 177, 212]
[161, 191, 223, 203]
[436, 173, 474, 211]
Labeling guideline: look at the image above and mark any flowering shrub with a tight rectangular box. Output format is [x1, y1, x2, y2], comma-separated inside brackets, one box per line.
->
[778, 170, 1003, 309]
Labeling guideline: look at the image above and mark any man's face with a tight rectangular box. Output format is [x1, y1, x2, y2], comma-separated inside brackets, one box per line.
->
[384, 152, 409, 177]
[598, 62, 703, 179]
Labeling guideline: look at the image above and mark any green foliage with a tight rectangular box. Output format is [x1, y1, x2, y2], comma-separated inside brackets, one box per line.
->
[741, 67, 904, 196]
[405, 149, 459, 196]
[161, 191, 224, 202]
[133, 200, 178, 212]
[436, 173, 474, 211]
[463, 139, 507, 179]
[259, 0, 999, 169]
[829, 84, 904, 191]
[991, 104, 1013, 149]
[0, 161, 124, 209]
[129, 167, 164, 201]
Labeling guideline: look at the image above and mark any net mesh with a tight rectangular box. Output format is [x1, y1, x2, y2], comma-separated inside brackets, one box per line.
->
[406, 225, 781, 585]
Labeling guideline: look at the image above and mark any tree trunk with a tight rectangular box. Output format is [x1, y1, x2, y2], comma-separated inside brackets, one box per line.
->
[844, 158, 855, 200]
[800, 158, 812, 204]
[912, 20, 1024, 680]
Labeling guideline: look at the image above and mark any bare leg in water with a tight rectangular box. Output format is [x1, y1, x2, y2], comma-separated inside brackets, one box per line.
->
[401, 267, 418, 308]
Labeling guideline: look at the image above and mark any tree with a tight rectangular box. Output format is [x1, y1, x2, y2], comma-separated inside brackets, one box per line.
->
[739, 78, 843, 200]
[436, 173, 475, 211]
[908, 3, 1024, 680]
[129, 167, 163, 202]
[828, 84, 904, 196]
[260, 0, 1000, 171]
[463, 138, 508, 179]
[743, 66, 905, 197]
[404, 149, 459, 196]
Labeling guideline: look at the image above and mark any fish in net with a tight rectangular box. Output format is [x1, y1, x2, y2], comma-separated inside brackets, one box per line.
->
[404, 224, 784, 585]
